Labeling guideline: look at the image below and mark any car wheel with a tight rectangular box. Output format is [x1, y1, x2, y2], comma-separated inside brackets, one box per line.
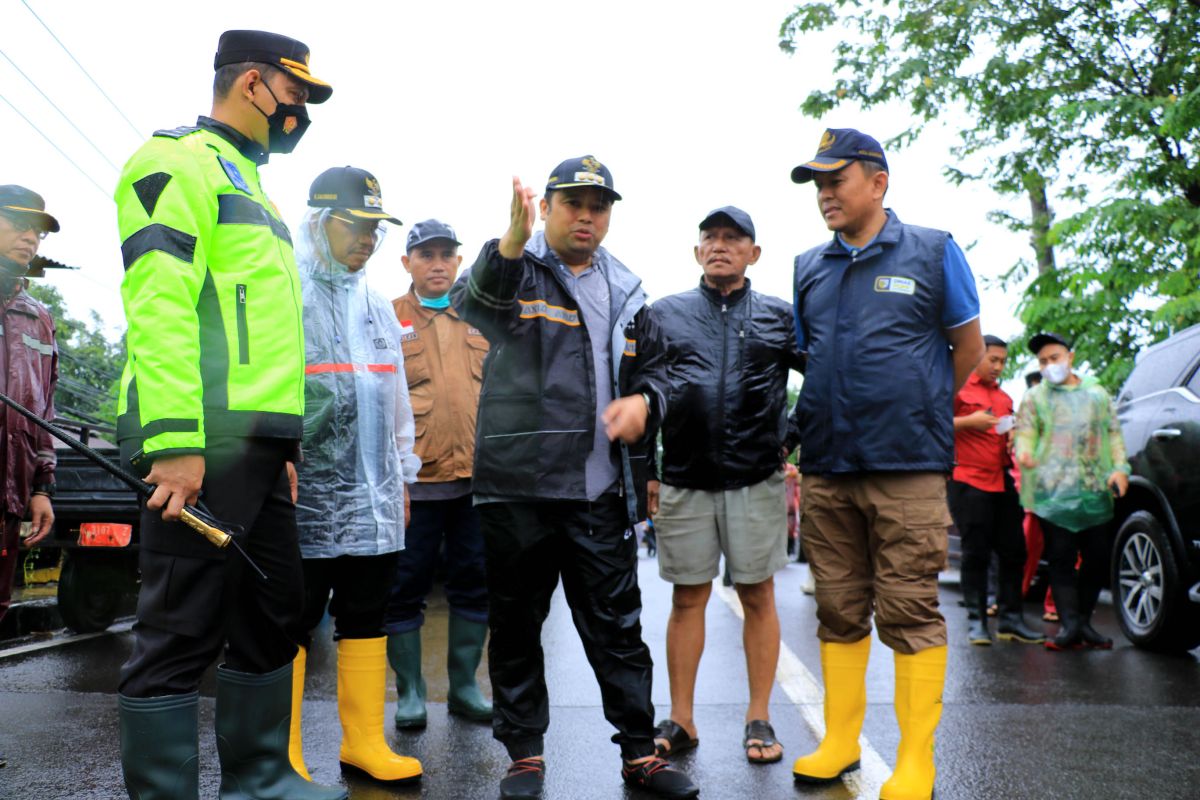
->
[1112, 511, 1200, 653]
[57, 552, 127, 634]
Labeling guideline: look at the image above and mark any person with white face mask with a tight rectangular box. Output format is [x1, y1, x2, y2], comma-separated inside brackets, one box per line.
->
[1014, 332, 1130, 651]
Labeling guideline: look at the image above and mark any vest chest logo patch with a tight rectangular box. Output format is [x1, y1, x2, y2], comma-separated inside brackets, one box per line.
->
[467, 327, 483, 336]
[874, 276, 916, 295]
[373, 337, 391, 350]
[399, 320, 418, 342]
[623, 338, 637, 357]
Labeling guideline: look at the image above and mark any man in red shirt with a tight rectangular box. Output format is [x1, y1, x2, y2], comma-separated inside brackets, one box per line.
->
[950, 335, 1043, 645]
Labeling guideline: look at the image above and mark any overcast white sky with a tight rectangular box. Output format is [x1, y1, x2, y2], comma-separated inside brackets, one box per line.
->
[2, 0, 1041, 389]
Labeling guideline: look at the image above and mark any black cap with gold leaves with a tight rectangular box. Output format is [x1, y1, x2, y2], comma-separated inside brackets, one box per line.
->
[308, 166, 400, 225]
[215, 30, 332, 104]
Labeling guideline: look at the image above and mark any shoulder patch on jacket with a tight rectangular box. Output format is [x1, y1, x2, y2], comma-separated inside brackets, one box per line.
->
[132, 172, 173, 218]
[152, 125, 200, 140]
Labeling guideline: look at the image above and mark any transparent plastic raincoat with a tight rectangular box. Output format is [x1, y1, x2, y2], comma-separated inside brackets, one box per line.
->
[293, 208, 421, 558]
[1014, 375, 1130, 532]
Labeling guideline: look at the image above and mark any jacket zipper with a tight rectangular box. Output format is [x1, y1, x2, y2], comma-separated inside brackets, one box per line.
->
[717, 301, 728, 484]
[236, 284, 249, 364]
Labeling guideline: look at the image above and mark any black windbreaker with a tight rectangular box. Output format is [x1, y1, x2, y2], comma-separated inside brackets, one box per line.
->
[653, 280, 803, 491]
[451, 234, 667, 522]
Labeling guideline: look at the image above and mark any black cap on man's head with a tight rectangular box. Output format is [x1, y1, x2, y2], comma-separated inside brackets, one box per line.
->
[791, 128, 889, 184]
[215, 30, 332, 103]
[1028, 332, 1072, 355]
[0, 185, 60, 233]
[545, 155, 621, 201]
[308, 166, 400, 224]
[983, 334, 1008, 349]
[407, 219, 461, 253]
[699, 206, 755, 242]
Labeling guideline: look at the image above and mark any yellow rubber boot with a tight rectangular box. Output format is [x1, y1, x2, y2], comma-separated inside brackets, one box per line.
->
[337, 637, 423, 784]
[879, 645, 947, 800]
[792, 637, 871, 782]
[289, 646, 312, 781]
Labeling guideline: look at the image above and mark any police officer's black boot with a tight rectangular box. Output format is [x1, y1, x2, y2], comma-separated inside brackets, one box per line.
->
[1045, 583, 1083, 651]
[118, 692, 200, 800]
[215, 663, 348, 800]
[995, 575, 1045, 644]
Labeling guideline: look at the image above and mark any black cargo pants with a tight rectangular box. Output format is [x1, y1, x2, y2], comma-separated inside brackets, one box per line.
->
[119, 437, 304, 697]
[478, 493, 656, 761]
[948, 475, 1027, 617]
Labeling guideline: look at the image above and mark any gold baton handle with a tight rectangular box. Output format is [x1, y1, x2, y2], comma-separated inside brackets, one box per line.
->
[180, 508, 232, 548]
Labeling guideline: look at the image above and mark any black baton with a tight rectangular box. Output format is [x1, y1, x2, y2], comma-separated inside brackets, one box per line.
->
[0, 390, 267, 580]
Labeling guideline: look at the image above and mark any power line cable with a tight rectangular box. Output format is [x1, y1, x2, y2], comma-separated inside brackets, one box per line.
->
[20, 0, 142, 139]
[0, 46, 121, 171]
[0, 90, 109, 198]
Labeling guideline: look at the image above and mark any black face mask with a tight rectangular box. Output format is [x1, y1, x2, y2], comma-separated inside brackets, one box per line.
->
[0, 255, 26, 298]
[252, 79, 311, 154]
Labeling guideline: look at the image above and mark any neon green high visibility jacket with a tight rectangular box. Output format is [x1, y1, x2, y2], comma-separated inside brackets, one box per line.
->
[115, 117, 305, 462]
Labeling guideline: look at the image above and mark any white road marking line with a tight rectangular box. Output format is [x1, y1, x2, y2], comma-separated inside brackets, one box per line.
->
[713, 580, 890, 798]
[0, 620, 134, 660]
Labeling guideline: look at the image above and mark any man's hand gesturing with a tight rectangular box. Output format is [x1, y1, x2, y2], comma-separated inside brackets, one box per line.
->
[498, 176, 537, 260]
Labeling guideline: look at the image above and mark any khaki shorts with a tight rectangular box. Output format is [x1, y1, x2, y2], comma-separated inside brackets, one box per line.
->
[656, 471, 788, 586]
[801, 472, 951, 654]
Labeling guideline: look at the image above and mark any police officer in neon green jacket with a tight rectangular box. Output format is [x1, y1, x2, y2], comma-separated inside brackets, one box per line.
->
[114, 30, 346, 800]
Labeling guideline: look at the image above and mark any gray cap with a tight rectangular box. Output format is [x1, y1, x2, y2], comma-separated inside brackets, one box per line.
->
[406, 219, 462, 253]
[699, 206, 755, 242]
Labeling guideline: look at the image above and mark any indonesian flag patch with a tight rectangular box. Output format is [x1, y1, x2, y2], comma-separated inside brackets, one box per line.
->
[399, 320, 418, 341]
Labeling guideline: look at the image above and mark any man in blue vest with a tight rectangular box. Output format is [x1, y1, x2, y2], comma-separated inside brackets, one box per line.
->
[788, 129, 984, 800]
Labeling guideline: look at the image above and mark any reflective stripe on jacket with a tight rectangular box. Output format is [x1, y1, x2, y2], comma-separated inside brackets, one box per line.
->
[0, 287, 56, 516]
[114, 118, 305, 461]
[393, 289, 488, 484]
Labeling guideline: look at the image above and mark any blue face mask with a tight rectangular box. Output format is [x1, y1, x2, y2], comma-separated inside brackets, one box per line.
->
[418, 292, 451, 310]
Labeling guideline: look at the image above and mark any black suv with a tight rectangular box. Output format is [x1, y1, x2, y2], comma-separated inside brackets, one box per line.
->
[1113, 323, 1200, 652]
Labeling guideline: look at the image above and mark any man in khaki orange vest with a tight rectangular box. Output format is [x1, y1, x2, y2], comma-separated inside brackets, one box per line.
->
[384, 219, 492, 728]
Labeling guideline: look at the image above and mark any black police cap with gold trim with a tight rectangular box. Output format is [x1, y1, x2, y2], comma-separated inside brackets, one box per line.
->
[215, 30, 332, 104]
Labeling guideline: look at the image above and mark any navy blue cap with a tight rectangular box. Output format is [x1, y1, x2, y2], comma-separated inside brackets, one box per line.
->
[1028, 332, 1072, 355]
[545, 155, 621, 201]
[215, 30, 332, 103]
[790, 128, 889, 183]
[406, 219, 461, 253]
[0, 185, 59, 232]
[699, 206, 755, 241]
[308, 166, 400, 224]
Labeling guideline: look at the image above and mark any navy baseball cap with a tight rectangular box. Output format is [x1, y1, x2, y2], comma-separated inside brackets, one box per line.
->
[1028, 332, 1072, 354]
[790, 128, 889, 184]
[308, 166, 400, 224]
[545, 155, 622, 201]
[215, 30, 332, 103]
[0, 185, 59, 233]
[406, 219, 461, 252]
[699, 206, 755, 241]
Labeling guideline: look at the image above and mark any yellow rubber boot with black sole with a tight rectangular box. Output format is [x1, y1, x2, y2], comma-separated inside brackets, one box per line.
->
[793, 637, 871, 783]
[879, 645, 947, 800]
[337, 637, 423, 784]
[288, 646, 312, 781]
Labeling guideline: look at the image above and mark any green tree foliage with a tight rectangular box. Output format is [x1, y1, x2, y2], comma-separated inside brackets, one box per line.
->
[25, 282, 123, 427]
[780, 0, 1200, 389]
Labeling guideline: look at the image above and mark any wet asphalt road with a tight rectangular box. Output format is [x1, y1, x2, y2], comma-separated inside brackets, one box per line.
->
[1, 554, 1198, 800]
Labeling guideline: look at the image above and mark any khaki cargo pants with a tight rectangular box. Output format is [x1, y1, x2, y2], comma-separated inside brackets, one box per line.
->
[800, 472, 952, 654]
